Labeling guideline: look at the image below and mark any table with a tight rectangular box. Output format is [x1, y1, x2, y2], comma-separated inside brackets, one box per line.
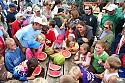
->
[40, 54, 76, 83]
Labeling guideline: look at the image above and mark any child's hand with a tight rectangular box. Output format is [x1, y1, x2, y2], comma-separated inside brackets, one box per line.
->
[74, 56, 78, 60]
[98, 59, 102, 64]
[95, 73, 104, 79]
[7, 72, 12, 79]
[74, 61, 82, 64]
[82, 38, 88, 43]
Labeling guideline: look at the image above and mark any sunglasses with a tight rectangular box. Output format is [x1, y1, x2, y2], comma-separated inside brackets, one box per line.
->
[104, 26, 109, 29]
[85, 9, 90, 10]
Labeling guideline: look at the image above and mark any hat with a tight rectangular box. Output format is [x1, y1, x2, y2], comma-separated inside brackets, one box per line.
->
[15, 13, 23, 19]
[9, 3, 17, 8]
[28, 40, 41, 49]
[107, 4, 117, 11]
[33, 7, 40, 12]
[34, 16, 47, 25]
[26, 6, 32, 12]
[56, 34, 64, 44]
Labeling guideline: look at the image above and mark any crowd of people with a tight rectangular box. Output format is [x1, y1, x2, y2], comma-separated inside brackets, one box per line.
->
[0, 0, 125, 83]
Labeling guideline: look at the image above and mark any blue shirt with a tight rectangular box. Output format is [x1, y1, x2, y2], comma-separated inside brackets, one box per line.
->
[118, 66, 125, 78]
[5, 47, 25, 73]
[15, 24, 41, 48]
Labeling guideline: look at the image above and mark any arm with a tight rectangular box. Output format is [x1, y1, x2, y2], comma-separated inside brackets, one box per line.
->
[82, 52, 91, 66]
[60, 19, 67, 29]
[0, 25, 9, 38]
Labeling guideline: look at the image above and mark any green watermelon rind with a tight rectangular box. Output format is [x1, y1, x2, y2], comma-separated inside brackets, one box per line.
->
[48, 70, 62, 77]
[49, 63, 61, 70]
[61, 50, 71, 58]
[38, 52, 47, 61]
[33, 65, 41, 75]
[49, 53, 60, 59]
[44, 48, 54, 55]
[53, 55, 65, 66]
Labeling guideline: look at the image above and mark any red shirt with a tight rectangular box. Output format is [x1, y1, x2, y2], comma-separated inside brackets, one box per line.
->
[44, 30, 56, 47]
[65, 30, 76, 38]
[0, 37, 6, 56]
[12, 20, 21, 37]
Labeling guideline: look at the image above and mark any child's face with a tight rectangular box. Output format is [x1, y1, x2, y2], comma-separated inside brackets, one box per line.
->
[80, 47, 87, 55]
[69, 41, 75, 47]
[69, 28, 74, 33]
[95, 44, 104, 55]
[38, 39, 46, 44]
[104, 61, 110, 70]
[9, 42, 16, 51]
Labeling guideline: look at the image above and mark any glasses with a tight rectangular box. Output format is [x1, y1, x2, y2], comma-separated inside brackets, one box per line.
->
[104, 26, 109, 29]
[85, 9, 90, 10]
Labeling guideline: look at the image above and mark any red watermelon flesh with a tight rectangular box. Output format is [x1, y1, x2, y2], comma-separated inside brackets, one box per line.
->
[33, 65, 41, 75]
[38, 52, 47, 60]
[49, 63, 61, 70]
[62, 50, 71, 58]
[48, 69, 61, 77]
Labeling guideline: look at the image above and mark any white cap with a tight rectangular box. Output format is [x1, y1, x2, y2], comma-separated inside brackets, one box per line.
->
[107, 4, 117, 11]
[26, 6, 32, 12]
[15, 13, 23, 19]
[34, 16, 48, 25]
[33, 7, 40, 12]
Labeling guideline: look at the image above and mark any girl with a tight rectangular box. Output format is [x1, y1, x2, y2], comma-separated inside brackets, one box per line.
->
[65, 23, 75, 39]
[65, 36, 79, 54]
[95, 56, 121, 83]
[74, 43, 91, 70]
[5, 38, 24, 73]
[13, 58, 43, 81]
[89, 40, 109, 74]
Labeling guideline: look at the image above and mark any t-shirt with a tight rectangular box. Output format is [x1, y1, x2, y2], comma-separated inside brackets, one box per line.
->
[118, 66, 125, 78]
[80, 66, 100, 83]
[64, 42, 79, 51]
[44, 30, 56, 47]
[54, 40, 65, 49]
[92, 50, 109, 73]
[15, 24, 41, 48]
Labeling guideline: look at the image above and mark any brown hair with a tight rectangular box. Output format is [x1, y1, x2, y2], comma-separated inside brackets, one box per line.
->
[59, 75, 75, 83]
[80, 43, 89, 52]
[42, 25, 49, 32]
[68, 23, 75, 30]
[77, 21, 86, 27]
[106, 56, 121, 70]
[122, 4, 125, 12]
[71, 10, 80, 19]
[66, 36, 76, 48]
[49, 20, 56, 28]
[104, 20, 114, 30]
[95, 40, 107, 51]
[85, 4, 93, 12]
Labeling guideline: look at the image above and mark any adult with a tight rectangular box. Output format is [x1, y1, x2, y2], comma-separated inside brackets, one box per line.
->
[81, 5, 98, 36]
[42, 1, 53, 21]
[13, 17, 47, 54]
[75, 21, 93, 46]
[111, 26, 125, 55]
[93, 20, 114, 50]
[11, 13, 24, 37]
[99, 4, 121, 33]
[6, 3, 18, 38]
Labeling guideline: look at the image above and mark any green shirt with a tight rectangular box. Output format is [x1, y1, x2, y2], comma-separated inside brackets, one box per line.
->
[92, 50, 109, 73]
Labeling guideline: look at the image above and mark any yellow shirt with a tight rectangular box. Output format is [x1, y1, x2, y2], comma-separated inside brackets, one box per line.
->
[64, 42, 79, 51]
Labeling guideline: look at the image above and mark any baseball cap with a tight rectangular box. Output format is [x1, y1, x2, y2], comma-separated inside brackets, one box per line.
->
[56, 34, 64, 44]
[107, 4, 117, 11]
[33, 7, 40, 12]
[9, 3, 17, 8]
[15, 13, 23, 19]
[28, 40, 41, 49]
[26, 6, 32, 12]
[34, 16, 48, 25]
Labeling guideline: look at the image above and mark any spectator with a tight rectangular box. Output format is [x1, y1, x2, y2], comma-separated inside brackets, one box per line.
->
[12, 13, 24, 37]
[5, 38, 24, 73]
[81, 5, 98, 36]
[59, 75, 75, 83]
[13, 17, 47, 54]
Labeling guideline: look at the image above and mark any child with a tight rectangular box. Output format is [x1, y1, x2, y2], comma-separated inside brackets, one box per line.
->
[95, 56, 121, 83]
[54, 34, 65, 53]
[59, 75, 75, 83]
[5, 38, 25, 73]
[0, 54, 12, 81]
[65, 36, 79, 54]
[74, 43, 91, 70]
[65, 23, 75, 39]
[69, 66, 100, 83]
[89, 40, 109, 74]
[13, 58, 43, 81]
[26, 40, 41, 60]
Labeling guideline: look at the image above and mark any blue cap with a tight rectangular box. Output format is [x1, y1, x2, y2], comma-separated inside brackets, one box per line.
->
[28, 40, 41, 49]
[9, 3, 17, 8]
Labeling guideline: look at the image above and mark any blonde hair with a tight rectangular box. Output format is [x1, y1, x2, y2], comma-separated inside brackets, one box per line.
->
[104, 20, 114, 30]
[80, 43, 89, 51]
[35, 33, 46, 42]
[6, 38, 15, 49]
[59, 75, 75, 83]
[107, 56, 121, 70]
[69, 66, 81, 78]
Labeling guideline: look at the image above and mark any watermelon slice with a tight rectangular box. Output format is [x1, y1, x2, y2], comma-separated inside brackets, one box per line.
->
[49, 63, 61, 70]
[38, 52, 47, 61]
[33, 65, 41, 75]
[48, 69, 61, 77]
[62, 50, 71, 58]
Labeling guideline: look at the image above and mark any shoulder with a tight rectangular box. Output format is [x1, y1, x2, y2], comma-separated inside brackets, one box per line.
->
[108, 75, 118, 83]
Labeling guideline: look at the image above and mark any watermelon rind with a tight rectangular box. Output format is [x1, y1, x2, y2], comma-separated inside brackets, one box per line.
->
[61, 50, 71, 58]
[44, 48, 54, 55]
[48, 70, 62, 77]
[53, 55, 65, 66]
[49, 63, 61, 70]
[33, 65, 41, 75]
[49, 52, 60, 59]
[38, 52, 47, 61]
